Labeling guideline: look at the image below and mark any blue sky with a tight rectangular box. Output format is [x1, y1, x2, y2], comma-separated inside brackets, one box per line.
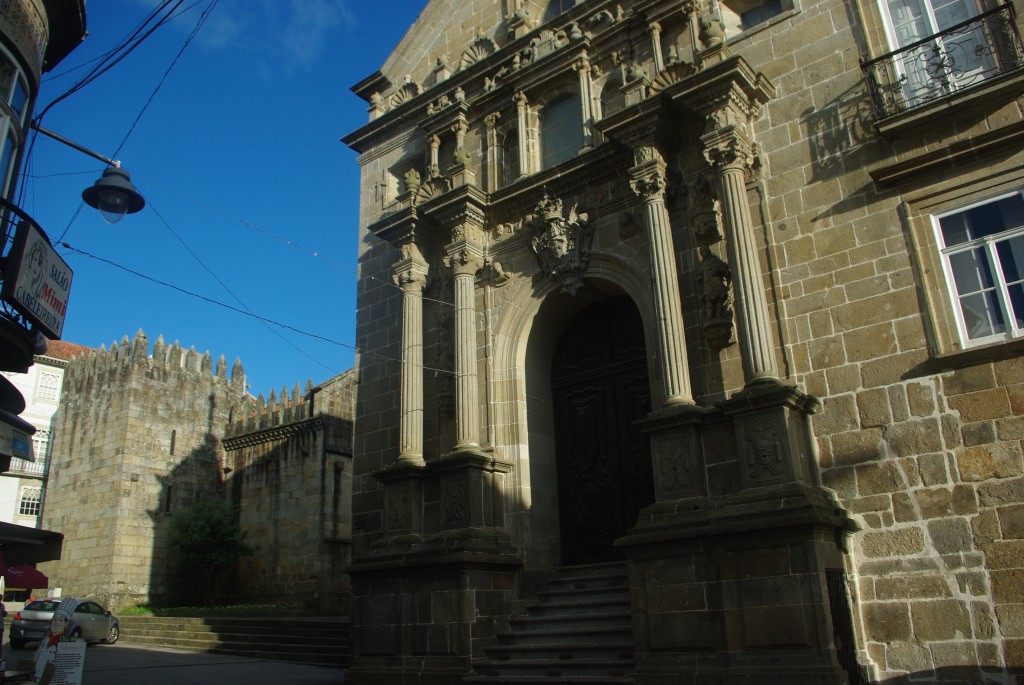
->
[20, 0, 426, 396]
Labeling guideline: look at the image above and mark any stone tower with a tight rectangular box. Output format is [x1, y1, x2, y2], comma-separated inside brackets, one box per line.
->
[40, 330, 248, 608]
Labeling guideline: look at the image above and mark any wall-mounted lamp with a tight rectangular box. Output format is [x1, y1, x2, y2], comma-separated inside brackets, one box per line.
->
[31, 123, 146, 224]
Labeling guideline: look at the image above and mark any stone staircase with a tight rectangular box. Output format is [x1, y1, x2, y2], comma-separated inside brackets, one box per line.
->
[117, 615, 350, 666]
[465, 562, 634, 684]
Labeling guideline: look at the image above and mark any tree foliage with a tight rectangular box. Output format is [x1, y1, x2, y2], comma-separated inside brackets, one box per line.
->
[166, 497, 252, 605]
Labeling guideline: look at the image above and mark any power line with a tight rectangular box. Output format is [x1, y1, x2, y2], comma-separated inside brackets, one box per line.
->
[58, 243, 464, 379]
[60, 242, 353, 352]
[148, 198, 337, 375]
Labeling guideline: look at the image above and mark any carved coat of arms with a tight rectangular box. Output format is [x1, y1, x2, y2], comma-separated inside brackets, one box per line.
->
[524, 193, 594, 295]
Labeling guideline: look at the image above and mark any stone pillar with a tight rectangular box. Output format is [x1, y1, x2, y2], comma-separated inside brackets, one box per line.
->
[514, 90, 532, 177]
[444, 238, 484, 449]
[392, 244, 429, 465]
[450, 118, 477, 187]
[428, 133, 441, 175]
[702, 122, 779, 385]
[649, 22, 665, 74]
[573, 52, 596, 150]
[484, 112, 501, 192]
[628, 146, 694, 407]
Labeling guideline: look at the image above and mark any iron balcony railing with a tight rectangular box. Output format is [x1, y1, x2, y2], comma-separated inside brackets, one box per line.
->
[862, 3, 1024, 119]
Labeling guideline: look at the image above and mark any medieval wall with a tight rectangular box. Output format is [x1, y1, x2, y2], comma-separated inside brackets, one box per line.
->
[41, 330, 247, 609]
[223, 370, 356, 614]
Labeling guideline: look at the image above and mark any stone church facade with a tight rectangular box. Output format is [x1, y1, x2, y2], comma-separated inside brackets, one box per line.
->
[343, 0, 1024, 683]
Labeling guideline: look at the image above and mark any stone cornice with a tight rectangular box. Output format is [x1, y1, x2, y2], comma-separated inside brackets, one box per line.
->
[223, 416, 323, 451]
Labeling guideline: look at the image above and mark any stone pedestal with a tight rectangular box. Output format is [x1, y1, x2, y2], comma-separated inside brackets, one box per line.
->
[349, 450, 520, 685]
[621, 384, 859, 685]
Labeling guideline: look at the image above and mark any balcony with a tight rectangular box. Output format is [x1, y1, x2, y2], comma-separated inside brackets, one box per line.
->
[863, 4, 1024, 121]
[9, 458, 45, 476]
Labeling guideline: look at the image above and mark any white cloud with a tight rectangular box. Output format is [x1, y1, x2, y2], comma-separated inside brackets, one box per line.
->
[160, 0, 355, 75]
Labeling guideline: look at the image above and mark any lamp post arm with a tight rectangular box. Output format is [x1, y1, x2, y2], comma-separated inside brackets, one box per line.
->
[30, 123, 119, 168]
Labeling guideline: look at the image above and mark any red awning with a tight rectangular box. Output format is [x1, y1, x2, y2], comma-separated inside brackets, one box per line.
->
[0, 551, 48, 589]
[2, 564, 47, 589]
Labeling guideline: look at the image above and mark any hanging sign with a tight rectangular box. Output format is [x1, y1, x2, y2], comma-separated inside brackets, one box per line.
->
[1, 220, 73, 340]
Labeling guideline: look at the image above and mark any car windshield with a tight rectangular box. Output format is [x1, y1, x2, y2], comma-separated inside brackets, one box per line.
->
[23, 600, 60, 612]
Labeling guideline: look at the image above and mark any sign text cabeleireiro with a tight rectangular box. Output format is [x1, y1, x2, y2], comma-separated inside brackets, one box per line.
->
[1, 220, 73, 340]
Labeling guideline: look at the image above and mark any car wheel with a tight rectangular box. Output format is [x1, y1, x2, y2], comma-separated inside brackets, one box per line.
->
[10, 639, 25, 649]
[104, 624, 119, 645]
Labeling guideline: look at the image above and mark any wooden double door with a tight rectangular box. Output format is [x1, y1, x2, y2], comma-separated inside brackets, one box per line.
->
[551, 297, 654, 566]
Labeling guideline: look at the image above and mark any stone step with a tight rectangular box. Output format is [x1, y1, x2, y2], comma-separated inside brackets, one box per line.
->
[472, 659, 633, 678]
[535, 585, 631, 605]
[508, 611, 631, 633]
[470, 562, 633, 683]
[484, 641, 633, 661]
[116, 616, 350, 666]
[118, 625, 347, 645]
[495, 626, 632, 647]
[525, 597, 631, 617]
[463, 678, 633, 684]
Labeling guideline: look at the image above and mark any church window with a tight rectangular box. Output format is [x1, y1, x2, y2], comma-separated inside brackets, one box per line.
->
[36, 372, 59, 403]
[539, 94, 583, 170]
[502, 130, 521, 186]
[598, 77, 625, 121]
[18, 487, 41, 517]
[720, 0, 791, 35]
[934, 190, 1024, 346]
[543, 0, 578, 22]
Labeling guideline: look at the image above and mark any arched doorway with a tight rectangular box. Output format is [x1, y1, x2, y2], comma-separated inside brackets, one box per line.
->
[551, 297, 654, 565]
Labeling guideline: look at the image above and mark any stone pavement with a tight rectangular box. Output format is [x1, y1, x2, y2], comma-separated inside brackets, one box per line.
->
[4, 641, 346, 685]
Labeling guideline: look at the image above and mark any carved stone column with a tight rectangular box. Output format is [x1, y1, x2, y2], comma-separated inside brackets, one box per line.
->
[573, 52, 596, 150]
[392, 244, 429, 465]
[428, 133, 441, 175]
[484, 112, 501, 192]
[648, 22, 665, 74]
[702, 121, 779, 385]
[514, 90, 532, 177]
[444, 234, 485, 449]
[450, 118, 476, 187]
[629, 146, 694, 407]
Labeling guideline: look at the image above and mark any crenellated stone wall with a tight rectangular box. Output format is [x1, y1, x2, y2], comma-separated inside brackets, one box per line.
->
[40, 330, 357, 614]
[222, 370, 357, 614]
[40, 330, 248, 609]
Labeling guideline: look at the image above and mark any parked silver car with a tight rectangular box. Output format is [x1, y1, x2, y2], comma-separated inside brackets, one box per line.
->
[8, 597, 119, 649]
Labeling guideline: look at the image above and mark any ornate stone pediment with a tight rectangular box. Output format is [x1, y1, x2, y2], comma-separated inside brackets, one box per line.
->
[524, 193, 593, 295]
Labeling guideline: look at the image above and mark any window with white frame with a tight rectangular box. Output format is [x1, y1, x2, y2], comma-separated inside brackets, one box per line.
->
[0, 45, 28, 200]
[18, 487, 41, 517]
[31, 430, 48, 461]
[36, 372, 59, 403]
[878, 0, 991, 107]
[935, 190, 1024, 345]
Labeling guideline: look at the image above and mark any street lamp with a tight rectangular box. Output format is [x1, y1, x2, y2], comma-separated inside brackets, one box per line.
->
[31, 123, 146, 224]
[81, 165, 146, 224]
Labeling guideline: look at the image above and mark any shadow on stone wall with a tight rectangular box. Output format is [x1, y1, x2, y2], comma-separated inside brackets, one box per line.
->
[146, 392, 231, 607]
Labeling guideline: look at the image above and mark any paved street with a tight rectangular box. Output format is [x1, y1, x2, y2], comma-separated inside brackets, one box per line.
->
[3, 640, 346, 684]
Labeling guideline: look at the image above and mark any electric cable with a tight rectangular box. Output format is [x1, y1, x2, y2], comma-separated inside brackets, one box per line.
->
[148, 198, 337, 374]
